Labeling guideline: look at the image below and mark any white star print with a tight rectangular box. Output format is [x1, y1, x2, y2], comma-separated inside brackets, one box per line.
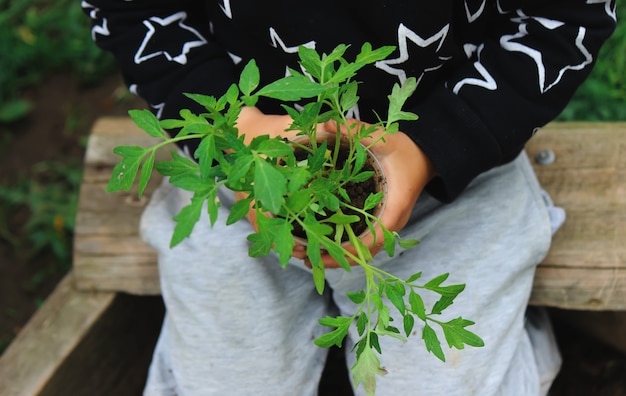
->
[495, 0, 512, 15]
[586, 0, 617, 21]
[151, 103, 165, 120]
[227, 51, 242, 65]
[268, 28, 316, 76]
[129, 84, 139, 96]
[500, 11, 593, 93]
[269, 28, 316, 54]
[451, 44, 497, 94]
[375, 23, 451, 85]
[465, 0, 486, 23]
[220, 0, 233, 19]
[81, 2, 110, 41]
[134, 12, 207, 65]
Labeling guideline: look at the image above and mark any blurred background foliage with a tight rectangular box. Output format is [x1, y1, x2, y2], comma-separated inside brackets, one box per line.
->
[0, 0, 116, 122]
[557, 1, 626, 121]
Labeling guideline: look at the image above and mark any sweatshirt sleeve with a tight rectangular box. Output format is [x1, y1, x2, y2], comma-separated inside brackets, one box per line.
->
[399, 0, 617, 202]
[81, 0, 236, 142]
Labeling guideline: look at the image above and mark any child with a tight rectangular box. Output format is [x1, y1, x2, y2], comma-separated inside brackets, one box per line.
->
[82, 1, 617, 395]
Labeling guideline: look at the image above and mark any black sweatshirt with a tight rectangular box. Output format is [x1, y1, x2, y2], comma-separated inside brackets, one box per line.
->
[82, 0, 616, 202]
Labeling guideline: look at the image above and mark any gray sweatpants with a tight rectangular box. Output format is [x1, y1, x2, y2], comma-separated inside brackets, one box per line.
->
[141, 152, 562, 396]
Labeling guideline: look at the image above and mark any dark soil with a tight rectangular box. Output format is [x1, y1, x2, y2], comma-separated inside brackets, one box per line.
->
[1, 72, 625, 395]
[291, 137, 384, 242]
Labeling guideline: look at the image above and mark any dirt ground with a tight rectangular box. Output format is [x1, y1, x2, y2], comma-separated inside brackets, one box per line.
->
[1, 72, 625, 395]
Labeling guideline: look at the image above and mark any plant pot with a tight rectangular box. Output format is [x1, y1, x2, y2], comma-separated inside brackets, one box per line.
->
[288, 131, 387, 245]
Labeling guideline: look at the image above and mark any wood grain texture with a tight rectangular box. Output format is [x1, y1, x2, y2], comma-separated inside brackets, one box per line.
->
[74, 118, 626, 309]
[0, 273, 115, 396]
[526, 122, 626, 309]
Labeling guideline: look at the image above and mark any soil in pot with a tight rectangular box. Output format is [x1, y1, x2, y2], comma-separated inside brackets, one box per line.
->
[289, 135, 386, 243]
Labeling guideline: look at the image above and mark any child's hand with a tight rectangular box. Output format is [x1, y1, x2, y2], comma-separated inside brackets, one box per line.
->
[236, 106, 298, 143]
[234, 107, 309, 260]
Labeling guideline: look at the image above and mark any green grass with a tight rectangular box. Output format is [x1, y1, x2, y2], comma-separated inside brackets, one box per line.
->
[558, 3, 626, 121]
[0, 0, 115, 122]
[0, 0, 112, 281]
[0, 160, 82, 269]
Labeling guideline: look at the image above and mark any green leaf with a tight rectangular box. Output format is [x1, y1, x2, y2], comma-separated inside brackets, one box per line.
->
[247, 214, 273, 257]
[195, 135, 218, 178]
[347, 290, 366, 304]
[312, 262, 326, 294]
[406, 271, 422, 283]
[228, 154, 254, 186]
[137, 151, 155, 198]
[350, 170, 375, 183]
[247, 231, 273, 258]
[285, 189, 311, 213]
[440, 317, 485, 350]
[369, 332, 382, 355]
[272, 220, 295, 267]
[430, 284, 466, 298]
[321, 238, 351, 271]
[239, 59, 260, 96]
[385, 284, 406, 314]
[129, 109, 167, 138]
[306, 140, 328, 173]
[226, 196, 252, 225]
[408, 290, 426, 320]
[431, 295, 456, 315]
[224, 83, 240, 105]
[256, 75, 325, 101]
[424, 273, 450, 288]
[398, 238, 419, 249]
[356, 313, 368, 336]
[159, 118, 186, 130]
[355, 43, 396, 66]
[168, 173, 204, 192]
[328, 62, 361, 84]
[286, 167, 312, 193]
[206, 187, 220, 226]
[184, 93, 218, 111]
[287, 101, 323, 132]
[106, 146, 147, 192]
[339, 81, 359, 112]
[170, 191, 208, 247]
[155, 151, 199, 177]
[422, 323, 445, 362]
[387, 77, 418, 123]
[297, 46, 322, 80]
[353, 143, 367, 174]
[253, 157, 287, 214]
[382, 227, 396, 257]
[403, 314, 415, 337]
[315, 316, 351, 348]
[363, 192, 383, 211]
[324, 212, 360, 225]
[351, 344, 387, 396]
[303, 214, 334, 237]
[256, 138, 293, 158]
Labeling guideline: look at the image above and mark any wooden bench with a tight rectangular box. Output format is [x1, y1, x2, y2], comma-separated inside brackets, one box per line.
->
[1, 117, 625, 395]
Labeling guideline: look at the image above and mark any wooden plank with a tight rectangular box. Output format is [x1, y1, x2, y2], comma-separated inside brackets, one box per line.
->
[0, 273, 116, 396]
[86, 116, 173, 165]
[73, 118, 626, 309]
[530, 266, 626, 310]
[36, 293, 163, 396]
